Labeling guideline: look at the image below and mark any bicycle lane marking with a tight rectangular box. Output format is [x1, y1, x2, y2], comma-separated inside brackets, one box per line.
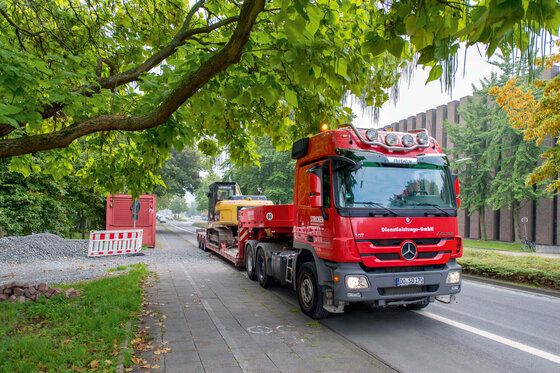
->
[415, 311, 560, 365]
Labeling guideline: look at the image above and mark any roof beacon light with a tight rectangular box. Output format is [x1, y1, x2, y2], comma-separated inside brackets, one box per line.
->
[402, 134, 414, 147]
[366, 128, 378, 142]
[320, 123, 329, 132]
[417, 131, 429, 145]
[385, 133, 398, 146]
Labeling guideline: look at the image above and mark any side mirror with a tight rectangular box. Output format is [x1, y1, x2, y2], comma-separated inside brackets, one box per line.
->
[452, 173, 461, 208]
[309, 172, 323, 208]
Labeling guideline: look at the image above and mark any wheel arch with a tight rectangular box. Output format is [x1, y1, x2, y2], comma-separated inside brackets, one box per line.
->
[293, 242, 334, 289]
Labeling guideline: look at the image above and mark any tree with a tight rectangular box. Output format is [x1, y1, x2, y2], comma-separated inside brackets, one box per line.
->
[169, 196, 189, 215]
[223, 137, 295, 204]
[490, 40, 560, 191]
[446, 56, 550, 241]
[445, 94, 496, 240]
[154, 148, 203, 198]
[0, 158, 105, 237]
[194, 170, 221, 214]
[0, 0, 558, 195]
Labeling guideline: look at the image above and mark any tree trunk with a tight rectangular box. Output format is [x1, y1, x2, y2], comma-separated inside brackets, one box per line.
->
[81, 210, 86, 239]
[512, 200, 521, 242]
[479, 207, 487, 241]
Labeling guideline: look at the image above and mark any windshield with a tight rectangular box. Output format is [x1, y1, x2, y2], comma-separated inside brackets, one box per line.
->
[335, 160, 455, 210]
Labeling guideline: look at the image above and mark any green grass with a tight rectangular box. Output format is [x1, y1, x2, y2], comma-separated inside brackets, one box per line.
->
[462, 238, 524, 252]
[458, 249, 560, 290]
[107, 265, 129, 272]
[0, 264, 147, 372]
[191, 222, 208, 229]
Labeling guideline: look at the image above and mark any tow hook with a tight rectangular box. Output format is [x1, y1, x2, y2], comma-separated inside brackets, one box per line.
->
[436, 294, 456, 304]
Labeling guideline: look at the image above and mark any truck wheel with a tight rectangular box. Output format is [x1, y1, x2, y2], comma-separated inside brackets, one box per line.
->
[245, 244, 256, 281]
[201, 239, 208, 252]
[256, 249, 273, 288]
[297, 262, 330, 319]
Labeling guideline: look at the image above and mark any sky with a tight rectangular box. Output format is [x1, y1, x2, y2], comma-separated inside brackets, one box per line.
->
[351, 46, 502, 129]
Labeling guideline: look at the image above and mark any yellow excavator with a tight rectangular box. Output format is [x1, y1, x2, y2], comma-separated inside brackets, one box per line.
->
[205, 182, 273, 248]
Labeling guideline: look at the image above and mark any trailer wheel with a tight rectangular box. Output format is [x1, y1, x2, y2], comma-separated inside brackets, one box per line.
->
[297, 262, 330, 319]
[201, 239, 208, 252]
[245, 244, 256, 281]
[256, 249, 273, 288]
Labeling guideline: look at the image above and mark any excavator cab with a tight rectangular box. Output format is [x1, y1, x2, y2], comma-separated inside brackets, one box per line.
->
[207, 182, 241, 221]
[205, 182, 273, 249]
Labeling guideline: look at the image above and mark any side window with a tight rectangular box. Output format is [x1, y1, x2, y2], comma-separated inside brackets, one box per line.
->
[322, 162, 331, 207]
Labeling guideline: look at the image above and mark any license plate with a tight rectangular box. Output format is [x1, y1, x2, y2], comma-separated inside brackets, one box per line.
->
[396, 277, 424, 286]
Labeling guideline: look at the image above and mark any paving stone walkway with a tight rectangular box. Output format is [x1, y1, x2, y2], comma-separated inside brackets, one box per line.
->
[131, 259, 395, 373]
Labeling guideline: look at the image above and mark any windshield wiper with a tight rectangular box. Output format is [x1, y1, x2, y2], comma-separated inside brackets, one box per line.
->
[403, 201, 451, 216]
[330, 155, 363, 172]
[354, 202, 398, 216]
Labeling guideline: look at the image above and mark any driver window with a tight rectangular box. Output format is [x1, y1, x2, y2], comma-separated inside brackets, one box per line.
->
[322, 162, 331, 207]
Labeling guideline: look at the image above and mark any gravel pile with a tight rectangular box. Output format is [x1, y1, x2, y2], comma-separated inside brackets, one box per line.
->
[0, 234, 88, 264]
[0, 228, 215, 286]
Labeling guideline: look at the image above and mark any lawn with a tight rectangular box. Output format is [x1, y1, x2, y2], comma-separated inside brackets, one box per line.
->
[0, 264, 147, 372]
[462, 238, 525, 252]
[458, 249, 560, 290]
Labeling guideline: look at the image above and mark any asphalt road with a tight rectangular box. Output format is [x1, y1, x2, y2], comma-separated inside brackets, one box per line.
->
[163, 220, 560, 373]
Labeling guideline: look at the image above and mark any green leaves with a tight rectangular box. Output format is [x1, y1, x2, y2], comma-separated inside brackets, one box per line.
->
[426, 65, 443, 83]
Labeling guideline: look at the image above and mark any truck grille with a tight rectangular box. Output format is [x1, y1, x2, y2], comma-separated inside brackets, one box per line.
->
[372, 251, 442, 260]
[368, 238, 442, 246]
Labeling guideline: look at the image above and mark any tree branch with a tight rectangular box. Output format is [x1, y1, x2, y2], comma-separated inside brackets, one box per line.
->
[0, 0, 265, 158]
[39, 12, 241, 121]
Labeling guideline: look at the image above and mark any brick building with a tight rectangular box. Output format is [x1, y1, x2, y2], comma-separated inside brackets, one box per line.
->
[384, 66, 559, 249]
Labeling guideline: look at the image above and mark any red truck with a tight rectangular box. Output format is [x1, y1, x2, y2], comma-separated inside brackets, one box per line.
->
[199, 124, 462, 318]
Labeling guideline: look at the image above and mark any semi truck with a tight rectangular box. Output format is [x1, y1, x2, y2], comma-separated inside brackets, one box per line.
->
[197, 124, 462, 318]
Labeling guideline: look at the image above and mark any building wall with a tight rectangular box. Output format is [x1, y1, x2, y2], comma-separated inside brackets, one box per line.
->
[385, 66, 559, 245]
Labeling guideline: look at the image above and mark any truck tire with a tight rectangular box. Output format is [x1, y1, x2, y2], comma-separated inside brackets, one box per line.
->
[256, 248, 273, 288]
[201, 239, 208, 252]
[245, 244, 256, 281]
[297, 262, 330, 319]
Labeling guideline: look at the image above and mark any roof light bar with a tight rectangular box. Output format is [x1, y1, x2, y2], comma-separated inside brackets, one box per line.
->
[346, 122, 431, 152]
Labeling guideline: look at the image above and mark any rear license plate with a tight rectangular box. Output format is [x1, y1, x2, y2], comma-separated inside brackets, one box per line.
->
[396, 277, 424, 286]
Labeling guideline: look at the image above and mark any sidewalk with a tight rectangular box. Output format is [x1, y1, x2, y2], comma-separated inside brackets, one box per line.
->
[131, 260, 395, 373]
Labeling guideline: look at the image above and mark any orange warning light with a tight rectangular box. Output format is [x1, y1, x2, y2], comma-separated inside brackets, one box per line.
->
[334, 276, 340, 282]
[320, 123, 329, 132]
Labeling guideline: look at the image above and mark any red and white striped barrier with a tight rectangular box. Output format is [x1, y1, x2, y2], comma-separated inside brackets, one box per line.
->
[88, 230, 143, 257]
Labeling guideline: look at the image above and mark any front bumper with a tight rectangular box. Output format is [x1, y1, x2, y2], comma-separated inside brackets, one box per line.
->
[332, 260, 461, 304]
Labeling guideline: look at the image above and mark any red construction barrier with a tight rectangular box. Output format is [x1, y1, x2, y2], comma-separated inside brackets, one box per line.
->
[88, 229, 143, 256]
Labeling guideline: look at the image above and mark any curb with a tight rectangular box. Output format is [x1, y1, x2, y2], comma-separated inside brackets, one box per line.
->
[463, 274, 560, 298]
[115, 319, 133, 373]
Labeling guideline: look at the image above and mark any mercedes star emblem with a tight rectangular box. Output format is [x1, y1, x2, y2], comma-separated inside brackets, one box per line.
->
[401, 241, 417, 260]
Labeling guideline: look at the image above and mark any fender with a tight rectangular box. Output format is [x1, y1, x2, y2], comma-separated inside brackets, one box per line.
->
[293, 241, 335, 289]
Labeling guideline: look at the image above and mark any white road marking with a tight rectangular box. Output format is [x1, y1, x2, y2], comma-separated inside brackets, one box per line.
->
[417, 311, 560, 365]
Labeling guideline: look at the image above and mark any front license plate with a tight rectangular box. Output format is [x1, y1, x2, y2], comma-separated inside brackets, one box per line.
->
[396, 277, 424, 286]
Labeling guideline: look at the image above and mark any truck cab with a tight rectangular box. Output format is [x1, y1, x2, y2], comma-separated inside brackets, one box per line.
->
[288, 125, 462, 316]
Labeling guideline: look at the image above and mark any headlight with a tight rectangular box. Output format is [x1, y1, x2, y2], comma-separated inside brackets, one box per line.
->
[402, 134, 414, 147]
[385, 133, 397, 146]
[345, 275, 370, 289]
[366, 128, 378, 142]
[446, 271, 461, 284]
[417, 131, 429, 145]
